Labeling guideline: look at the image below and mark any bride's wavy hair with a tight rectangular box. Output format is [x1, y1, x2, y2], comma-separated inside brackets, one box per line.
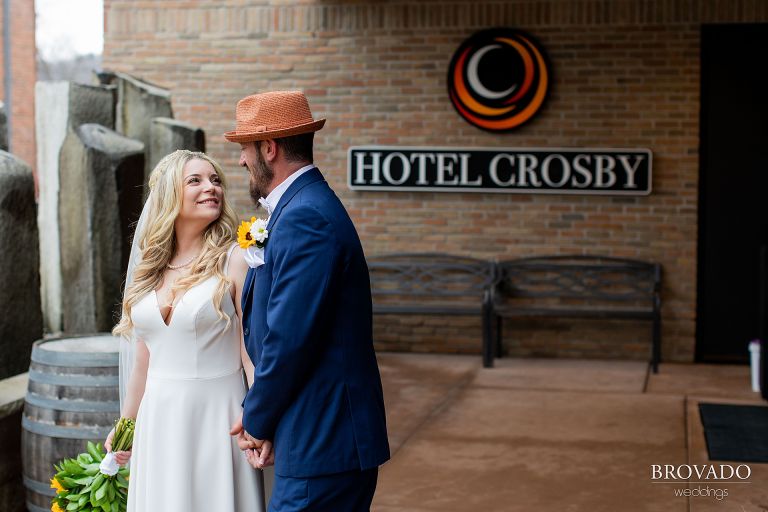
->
[113, 150, 238, 337]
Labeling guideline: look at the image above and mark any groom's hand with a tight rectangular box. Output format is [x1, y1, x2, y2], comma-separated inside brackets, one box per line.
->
[245, 440, 274, 469]
[230, 414, 261, 451]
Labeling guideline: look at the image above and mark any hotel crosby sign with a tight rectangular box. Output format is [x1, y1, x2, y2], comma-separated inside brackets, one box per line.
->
[348, 146, 652, 195]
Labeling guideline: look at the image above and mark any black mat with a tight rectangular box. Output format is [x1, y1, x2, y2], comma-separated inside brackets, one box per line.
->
[698, 403, 768, 463]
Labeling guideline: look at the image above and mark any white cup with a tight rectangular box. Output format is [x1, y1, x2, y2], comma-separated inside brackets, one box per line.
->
[748, 340, 761, 392]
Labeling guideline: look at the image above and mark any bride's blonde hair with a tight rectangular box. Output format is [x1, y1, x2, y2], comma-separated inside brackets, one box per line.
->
[113, 150, 238, 337]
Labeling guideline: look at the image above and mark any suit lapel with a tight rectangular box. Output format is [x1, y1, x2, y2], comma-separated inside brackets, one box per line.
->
[245, 168, 323, 327]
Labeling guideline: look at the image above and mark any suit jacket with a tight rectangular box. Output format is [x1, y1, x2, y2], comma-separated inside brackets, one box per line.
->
[241, 167, 390, 478]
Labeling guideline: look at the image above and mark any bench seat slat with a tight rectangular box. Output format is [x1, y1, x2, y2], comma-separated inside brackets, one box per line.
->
[373, 304, 481, 315]
[493, 306, 653, 319]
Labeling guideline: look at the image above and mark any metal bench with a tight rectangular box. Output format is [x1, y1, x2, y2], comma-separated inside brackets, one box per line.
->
[367, 253, 496, 364]
[491, 255, 662, 372]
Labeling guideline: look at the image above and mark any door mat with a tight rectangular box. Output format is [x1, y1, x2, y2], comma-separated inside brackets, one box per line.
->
[699, 403, 768, 463]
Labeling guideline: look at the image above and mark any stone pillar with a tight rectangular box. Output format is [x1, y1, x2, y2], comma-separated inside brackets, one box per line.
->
[113, 72, 172, 186]
[35, 82, 116, 335]
[58, 124, 144, 333]
[149, 117, 205, 172]
[0, 152, 42, 379]
[0, 373, 28, 512]
[0, 102, 7, 152]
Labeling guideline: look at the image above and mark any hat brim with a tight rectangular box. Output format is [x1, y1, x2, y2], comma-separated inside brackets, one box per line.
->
[224, 119, 326, 143]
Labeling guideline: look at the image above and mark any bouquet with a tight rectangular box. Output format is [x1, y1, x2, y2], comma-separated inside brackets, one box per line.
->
[51, 417, 135, 512]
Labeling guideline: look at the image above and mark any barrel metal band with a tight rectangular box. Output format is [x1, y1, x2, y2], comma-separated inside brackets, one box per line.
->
[26, 501, 51, 512]
[29, 369, 118, 387]
[31, 346, 118, 367]
[25, 392, 120, 413]
[23, 475, 57, 497]
[22, 416, 112, 439]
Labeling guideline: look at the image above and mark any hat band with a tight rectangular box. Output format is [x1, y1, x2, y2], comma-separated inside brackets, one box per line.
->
[238, 119, 316, 133]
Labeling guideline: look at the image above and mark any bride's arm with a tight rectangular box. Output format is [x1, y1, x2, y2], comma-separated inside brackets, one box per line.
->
[121, 340, 150, 418]
[240, 338, 255, 388]
[105, 340, 148, 458]
[229, 246, 255, 387]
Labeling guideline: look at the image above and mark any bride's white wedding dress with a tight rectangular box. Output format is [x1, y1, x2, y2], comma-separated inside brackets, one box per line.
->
[126, 255, 267, 512]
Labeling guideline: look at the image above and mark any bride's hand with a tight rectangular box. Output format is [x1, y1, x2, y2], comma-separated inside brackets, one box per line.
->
[104, 427, 132, 465]
[230, 414, 259, 451]
[113, 450, 132, 465]
[104, 428, 115, 452]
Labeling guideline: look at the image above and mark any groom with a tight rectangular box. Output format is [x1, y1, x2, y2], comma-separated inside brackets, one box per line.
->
[226, 91, 390, 511]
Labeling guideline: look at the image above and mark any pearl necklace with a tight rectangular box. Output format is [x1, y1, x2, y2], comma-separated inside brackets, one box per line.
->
[167, 254, 197, 269]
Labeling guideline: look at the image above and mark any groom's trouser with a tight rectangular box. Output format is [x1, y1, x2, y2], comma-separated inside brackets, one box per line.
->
[268, 467, 379, 512]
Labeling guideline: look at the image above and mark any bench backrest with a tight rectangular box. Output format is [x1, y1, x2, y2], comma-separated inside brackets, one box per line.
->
[497, 255, 661, 303]
[368, 253, 495, 299]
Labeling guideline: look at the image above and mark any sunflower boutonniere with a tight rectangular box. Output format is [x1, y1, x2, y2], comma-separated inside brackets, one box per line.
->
[237, 217, 269, 250]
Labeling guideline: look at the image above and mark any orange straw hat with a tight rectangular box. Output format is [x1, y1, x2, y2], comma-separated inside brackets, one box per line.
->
[224, 91, 326, 143]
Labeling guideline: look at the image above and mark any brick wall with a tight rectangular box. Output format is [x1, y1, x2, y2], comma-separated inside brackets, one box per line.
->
[102, 0, 768, 363]
[0, 0, 36, 171]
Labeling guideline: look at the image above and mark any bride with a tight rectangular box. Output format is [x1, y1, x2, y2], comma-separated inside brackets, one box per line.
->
[106, 149, 269, 511]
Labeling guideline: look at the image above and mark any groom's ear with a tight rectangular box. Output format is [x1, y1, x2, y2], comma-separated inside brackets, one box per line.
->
[263, 139, 279, 163]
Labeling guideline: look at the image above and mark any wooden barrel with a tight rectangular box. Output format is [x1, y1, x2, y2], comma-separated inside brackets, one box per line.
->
[21, 334, 120, 512]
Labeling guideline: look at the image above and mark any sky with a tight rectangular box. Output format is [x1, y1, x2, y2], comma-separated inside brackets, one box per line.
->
[35, 0, 103, 61]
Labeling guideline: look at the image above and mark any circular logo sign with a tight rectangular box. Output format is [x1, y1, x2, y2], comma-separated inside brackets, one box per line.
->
[447, 28, 550, 132]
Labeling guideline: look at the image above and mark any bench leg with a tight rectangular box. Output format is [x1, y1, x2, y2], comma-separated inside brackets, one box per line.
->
[652, 312, 661, 374]
[482, 325, 493, 368]
[495, 315, 503, 358]
[482, 302, 494, 368]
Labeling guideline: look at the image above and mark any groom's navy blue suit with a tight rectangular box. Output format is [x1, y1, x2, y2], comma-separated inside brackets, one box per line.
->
[242, 167, 390, 510]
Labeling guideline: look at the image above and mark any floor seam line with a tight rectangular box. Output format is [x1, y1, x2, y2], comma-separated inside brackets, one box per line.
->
[388, 369, 477, 458]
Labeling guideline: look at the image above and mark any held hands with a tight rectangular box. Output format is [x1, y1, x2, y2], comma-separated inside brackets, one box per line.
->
[230, 414, 274, 469]
[104, 427, 132, 466]
[245, 440, 273, 470]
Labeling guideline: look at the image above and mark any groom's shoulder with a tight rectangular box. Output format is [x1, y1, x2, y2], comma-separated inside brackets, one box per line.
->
[294, 176, 342, 209]
[288, 186, 356, 233]
[281, 195, 334, 228]
[287, 171, 353, 222]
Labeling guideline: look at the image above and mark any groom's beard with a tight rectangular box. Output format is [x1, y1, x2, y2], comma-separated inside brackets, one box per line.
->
[248, 150, 275, 203]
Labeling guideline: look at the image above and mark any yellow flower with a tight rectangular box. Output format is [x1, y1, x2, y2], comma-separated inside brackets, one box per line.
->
[51, 503, 64, 512]
[237, 217, 257, 249]
[50, 477, 64, 493]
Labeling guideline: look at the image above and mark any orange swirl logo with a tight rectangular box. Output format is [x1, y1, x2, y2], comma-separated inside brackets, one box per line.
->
[448, 28, 550, 132]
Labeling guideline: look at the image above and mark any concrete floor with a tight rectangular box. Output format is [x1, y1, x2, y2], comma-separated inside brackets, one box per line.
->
[372, 354, 768, 512]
